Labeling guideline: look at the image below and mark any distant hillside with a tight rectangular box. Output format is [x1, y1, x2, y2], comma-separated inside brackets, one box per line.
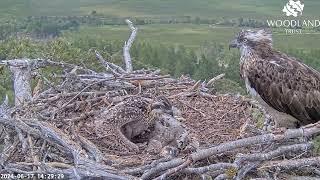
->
[1, 0, 320, 19]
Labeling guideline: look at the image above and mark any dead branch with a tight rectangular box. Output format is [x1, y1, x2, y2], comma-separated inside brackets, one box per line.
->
[177, 143, 312, 179]
[123, 19, 137, 72]
[0, 95, 9, 118]
[151, 122, 320, 179]
[235, 143, 313, 165]
[122, 157, 174, 175]
[207, 73, 225, 87]
[141, 158, 185, 179]
[94, 50, 125, 75]
[0, 117, 129, 179]
[8, 59, 33, 106]
[259, 156, 320, 171]
[183, 163, 237, 174]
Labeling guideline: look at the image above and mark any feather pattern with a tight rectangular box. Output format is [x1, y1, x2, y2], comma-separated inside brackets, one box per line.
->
[232, 29, 320, 126]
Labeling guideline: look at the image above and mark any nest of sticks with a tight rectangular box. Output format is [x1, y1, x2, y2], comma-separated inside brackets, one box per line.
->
[0, 58, 319, 180]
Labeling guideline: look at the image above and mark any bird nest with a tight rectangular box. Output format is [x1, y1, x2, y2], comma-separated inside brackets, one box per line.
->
[0, 59, 319, 180]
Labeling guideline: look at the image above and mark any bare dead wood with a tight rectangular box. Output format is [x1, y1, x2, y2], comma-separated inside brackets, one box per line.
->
[58, 78, 115, 110]
[141, 158, 185, 179]
[5, 162, 129, 180]
[207, 73, 225, 87]
[215, 173, 228, 180]
[0, 95, 9, 118]
[0, 138, 19, 166]
[120, 75, 171, 81]
[0, 117, 128, 179]
[123, 19, 137, 72]
[183, 163, 237, 174]
[189, 80, 202, 91]
[76, 134, 104, 163]
[94, 50, 125, 75]
[15, 127, 27, 153]
[8, 59, 33, 106]
[151, 122, 320, 179]
[27, 134, 40, 171]
[235, 143, 313, 165]
[1, 59, 99, 75]
[122, 156, 174, 175]
[259, 156, 320, 170]
[178, 143, 312, 179]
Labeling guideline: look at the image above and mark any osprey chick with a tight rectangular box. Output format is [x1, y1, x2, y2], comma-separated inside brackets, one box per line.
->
[230, 29, 320, 127]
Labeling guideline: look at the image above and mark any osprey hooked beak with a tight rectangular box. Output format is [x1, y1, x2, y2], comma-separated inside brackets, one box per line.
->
[229, 39, 239, 50]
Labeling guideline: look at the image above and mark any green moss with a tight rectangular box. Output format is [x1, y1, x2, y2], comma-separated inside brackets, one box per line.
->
[313, 135, 320, 155]
[225, 167, 238, 179]
[251, 108, 265, 129]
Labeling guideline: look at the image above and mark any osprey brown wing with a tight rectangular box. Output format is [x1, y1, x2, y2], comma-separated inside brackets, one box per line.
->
[246, 51, 320, 126]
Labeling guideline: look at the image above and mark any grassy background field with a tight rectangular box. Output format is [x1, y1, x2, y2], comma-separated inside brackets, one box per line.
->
[63, 24, 320, 50]
[1, 0, 320, 18]
[1, 0, 320, 51]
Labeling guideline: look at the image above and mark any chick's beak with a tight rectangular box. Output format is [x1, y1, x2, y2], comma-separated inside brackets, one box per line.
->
[229, 39, 238, 50]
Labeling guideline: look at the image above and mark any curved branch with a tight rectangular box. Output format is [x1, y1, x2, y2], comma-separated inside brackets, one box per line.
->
[123, 19, 137, 72]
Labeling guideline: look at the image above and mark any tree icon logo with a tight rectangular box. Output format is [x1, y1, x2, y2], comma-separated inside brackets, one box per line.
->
[282, 0, 304, 17]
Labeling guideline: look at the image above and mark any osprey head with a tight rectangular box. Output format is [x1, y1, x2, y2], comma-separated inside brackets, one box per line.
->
[229, 29, 272, 50]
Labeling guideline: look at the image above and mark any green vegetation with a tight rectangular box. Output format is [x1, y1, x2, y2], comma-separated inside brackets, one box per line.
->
[64, 25, 240, 48]
[1, 0, 320, 98]
[313, 136, 320, 155]
[65, 24, 320, 50]
[1, 0, 320, 18]
[1, 0, 320, 166]
[0, 1, 319, 139]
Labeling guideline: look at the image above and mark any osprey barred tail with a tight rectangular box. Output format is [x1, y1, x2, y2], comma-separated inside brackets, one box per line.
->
[229, 29, 320, 127]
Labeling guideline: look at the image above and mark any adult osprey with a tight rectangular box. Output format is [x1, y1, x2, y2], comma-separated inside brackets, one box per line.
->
[229, 29, 320, 127]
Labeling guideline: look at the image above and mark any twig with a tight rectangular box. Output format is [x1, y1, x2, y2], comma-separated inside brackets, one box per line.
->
[189, 80, 201, 91]
[177, 99, 206, 117]
[59, 79, 111, 110]
[15, 127, 27, 153]
[207, 74, 225, 87]
[120, 75, 170, 81]
[94, 50, 125, 75]
[27, 134, 40, 171]
[215, 174, 228, 180]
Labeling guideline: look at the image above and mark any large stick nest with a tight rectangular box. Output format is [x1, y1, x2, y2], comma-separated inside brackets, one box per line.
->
[0, 59, 319, 180]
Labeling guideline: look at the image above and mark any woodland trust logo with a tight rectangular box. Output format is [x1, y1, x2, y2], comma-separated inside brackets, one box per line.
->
[266, 0, 320, 34]
[282, 0, 304, 17]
